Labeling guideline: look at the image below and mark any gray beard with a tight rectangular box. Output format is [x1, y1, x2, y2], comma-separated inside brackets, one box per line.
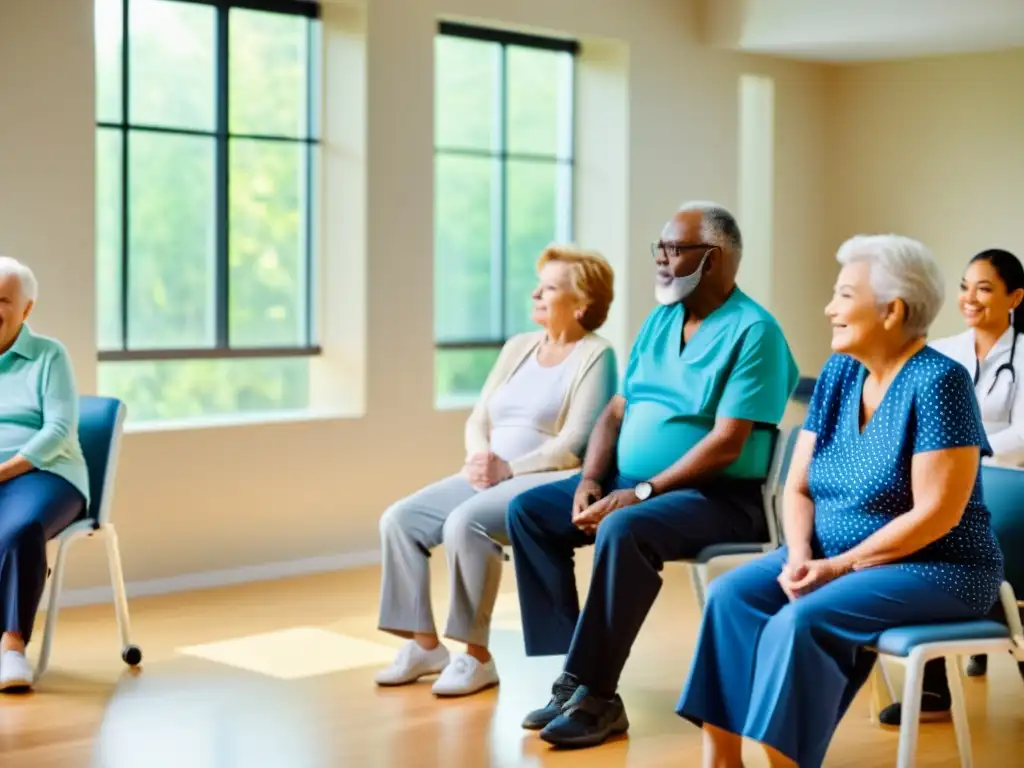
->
[654, 278, 692, 306]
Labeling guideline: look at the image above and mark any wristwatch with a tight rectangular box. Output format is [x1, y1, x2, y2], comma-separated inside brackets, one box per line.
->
[634, 481, 654, 501]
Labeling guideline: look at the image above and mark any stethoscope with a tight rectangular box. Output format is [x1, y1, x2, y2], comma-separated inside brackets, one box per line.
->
[973, 328, 1018, 407]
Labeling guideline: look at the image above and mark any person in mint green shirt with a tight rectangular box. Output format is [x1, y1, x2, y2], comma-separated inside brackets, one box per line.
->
[0, 256, 88, 692]
[507, 202, 799, 749]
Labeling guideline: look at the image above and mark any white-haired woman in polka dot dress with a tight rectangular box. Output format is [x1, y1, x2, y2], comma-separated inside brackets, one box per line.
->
[675, 234, 1005, 768]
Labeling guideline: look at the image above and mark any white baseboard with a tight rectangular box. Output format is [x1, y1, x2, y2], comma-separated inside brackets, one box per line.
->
[56, 549, 382, 608]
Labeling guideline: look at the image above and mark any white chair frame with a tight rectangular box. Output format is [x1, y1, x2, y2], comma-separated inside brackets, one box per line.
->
[686, 424, 796, 610]
[35, 400, 138, 679]
[868, 582, 1024, 768]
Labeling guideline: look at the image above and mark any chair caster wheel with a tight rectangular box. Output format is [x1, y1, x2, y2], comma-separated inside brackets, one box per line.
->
[122, 645, 142, 666]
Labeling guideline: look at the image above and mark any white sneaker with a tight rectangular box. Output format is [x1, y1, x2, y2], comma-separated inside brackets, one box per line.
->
[431, 653, 499, 697]
[0, 650, 33, 692]
[374, 641, 449, 686]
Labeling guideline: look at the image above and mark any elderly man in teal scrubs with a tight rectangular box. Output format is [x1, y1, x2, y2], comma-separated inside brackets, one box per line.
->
[0, 256, 88, 692]
[506, 202, 799, 748]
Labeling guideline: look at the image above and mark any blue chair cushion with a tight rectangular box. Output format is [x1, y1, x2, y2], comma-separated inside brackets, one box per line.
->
[981, 465, 1024, 598]
[791, 376, 817, 404]
[875, 620, 1010, 657]
[78, 396, 123, 524]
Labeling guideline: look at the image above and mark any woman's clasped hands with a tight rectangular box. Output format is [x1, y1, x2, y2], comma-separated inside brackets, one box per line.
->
[777, 548, 850, 600]
[462, 451, 513, 490]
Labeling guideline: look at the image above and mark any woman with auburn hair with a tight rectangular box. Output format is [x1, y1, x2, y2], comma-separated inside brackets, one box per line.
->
[374, 245, 617, 698]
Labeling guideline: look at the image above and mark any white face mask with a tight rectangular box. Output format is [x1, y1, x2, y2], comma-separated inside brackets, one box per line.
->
[655, 251, 710, 306]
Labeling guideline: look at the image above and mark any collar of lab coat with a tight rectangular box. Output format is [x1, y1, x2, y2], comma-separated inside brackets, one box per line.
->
[975, 326, 1016, 364]
[931, 326, 1016, 372]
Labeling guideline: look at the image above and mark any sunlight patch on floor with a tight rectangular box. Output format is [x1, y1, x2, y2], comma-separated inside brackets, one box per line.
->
[93, 673, 328, 768]
[177, 626, 397, 679]
[490, 592, 525, 631]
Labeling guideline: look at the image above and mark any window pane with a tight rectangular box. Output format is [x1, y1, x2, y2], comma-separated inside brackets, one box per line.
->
[128, 0, 216, 131]
[435, 347, 501, 406]
[434, 154, 500, 342]
[229, 9, 308, 138]
[504, 160, 560, 336]
[506, 47, 573, 158]
[229, 139, 307, 348]
[128, 132, 216, 349]
[435, 35, 500, 152]
[95, 0, 123, 123]
[97, 128, 123, 350]
[98, 358, 310, 423]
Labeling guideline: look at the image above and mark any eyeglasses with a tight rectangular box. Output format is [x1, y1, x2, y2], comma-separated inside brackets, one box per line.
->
[650, 242, 717, 259]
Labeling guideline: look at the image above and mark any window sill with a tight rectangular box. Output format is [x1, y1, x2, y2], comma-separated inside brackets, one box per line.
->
[435, 392, 481, 412]
[122, 406, 361, 435]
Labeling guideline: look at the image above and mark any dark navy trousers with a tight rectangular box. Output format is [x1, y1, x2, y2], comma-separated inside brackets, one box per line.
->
[0, 471, 84, 643]
[505, 472, 765, 697]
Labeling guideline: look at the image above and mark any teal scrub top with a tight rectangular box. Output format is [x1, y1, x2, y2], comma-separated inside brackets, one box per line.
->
[0, 325, 89, 503]
[616, 289, 798, 481]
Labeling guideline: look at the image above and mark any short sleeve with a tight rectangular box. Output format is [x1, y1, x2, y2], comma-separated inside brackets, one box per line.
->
[716, 321, 798, 423]
[802, 355, 843, 435]
[913, 361, 991, 456]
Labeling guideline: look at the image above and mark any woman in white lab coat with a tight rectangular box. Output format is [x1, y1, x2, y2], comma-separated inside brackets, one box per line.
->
[880, 248, 1024, 727]
[933, 249, 1024, 464]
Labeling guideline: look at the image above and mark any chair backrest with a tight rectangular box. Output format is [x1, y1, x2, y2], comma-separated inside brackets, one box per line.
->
[791, 376, 817, 405]
[78, 396, 127, 527]
[761, 424, 801, 547]
[981, 464, 1024, 600]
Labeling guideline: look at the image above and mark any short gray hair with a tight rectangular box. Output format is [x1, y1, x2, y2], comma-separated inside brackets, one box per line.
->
[0, 256, 38, 302]
[835, 234, 944, 338]
[678, 200, 743, 262]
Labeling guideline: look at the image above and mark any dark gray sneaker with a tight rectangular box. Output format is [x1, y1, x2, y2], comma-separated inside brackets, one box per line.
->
[878, 692, 951, 727]
[521, 672, 579, 730]
[539, 685, 629, 748]
[965, 654, 988, 677]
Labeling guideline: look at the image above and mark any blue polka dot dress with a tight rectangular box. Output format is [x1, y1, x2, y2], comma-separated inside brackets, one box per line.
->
[806, 347, 1004, 614]
[675, 346, 1006, 767]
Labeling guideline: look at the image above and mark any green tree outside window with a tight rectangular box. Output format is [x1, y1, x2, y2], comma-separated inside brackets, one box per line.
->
[433, 25, 576, 406]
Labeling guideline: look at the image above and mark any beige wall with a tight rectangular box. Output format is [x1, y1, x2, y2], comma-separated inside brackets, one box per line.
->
[1, 0, 834, 594]
[701, 0, 1024, 62]
[0, 3, 97, 392]
[829, 48, 1024, 340]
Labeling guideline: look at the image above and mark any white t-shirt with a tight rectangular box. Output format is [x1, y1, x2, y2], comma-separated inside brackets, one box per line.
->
[487, 345, 580, 462]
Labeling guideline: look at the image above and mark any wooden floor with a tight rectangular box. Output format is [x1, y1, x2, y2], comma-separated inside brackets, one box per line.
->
[4, 552, 1022, 767]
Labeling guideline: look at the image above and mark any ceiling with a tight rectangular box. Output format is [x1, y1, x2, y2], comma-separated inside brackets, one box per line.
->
[702, 0, 1024, 62]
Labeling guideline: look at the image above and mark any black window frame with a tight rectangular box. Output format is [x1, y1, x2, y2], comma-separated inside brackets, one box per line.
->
[96, 0, 322, 363]
[433, 21, 580, 352]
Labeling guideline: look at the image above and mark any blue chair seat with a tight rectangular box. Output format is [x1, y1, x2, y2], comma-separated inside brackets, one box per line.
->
[875, 620, 1010, 658]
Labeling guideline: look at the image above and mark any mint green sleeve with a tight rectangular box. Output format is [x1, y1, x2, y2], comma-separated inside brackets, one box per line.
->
[19, 346, 80, 467]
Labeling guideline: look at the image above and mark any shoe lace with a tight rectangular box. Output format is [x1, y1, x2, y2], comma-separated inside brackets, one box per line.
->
[391, 642, 416, 668]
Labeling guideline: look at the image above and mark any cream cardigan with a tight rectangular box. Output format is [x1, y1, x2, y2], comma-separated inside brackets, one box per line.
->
[464, 331, 617, 476]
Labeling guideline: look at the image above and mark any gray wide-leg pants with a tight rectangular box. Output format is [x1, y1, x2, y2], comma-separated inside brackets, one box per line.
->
[378, 470, 577, 648]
